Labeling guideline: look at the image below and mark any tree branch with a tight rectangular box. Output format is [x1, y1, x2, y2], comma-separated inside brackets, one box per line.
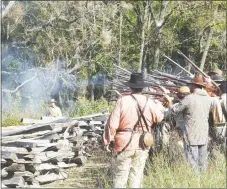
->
[2, 73, 37, 93]
[2, 1, 16, 18]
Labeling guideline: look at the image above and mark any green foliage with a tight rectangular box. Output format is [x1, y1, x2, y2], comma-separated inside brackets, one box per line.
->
[2, 114, 22, 127]
[2, 94, 47, 126]
[68, 97, 111, 117]
[2, 1, 226, 76]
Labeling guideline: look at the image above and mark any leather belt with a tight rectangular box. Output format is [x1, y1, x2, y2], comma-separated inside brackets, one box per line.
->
[117, 128, 144, 133]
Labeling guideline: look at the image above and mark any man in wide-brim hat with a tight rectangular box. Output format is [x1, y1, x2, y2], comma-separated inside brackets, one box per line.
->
[103, 73, 164, 188]
[47, 98, 62, 117]
[207, 68, 223, 77]
[163, 74, 216, 174]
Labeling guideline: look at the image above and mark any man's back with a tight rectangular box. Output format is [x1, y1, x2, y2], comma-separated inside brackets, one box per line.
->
[172, 89, 215, 145]
[103, 94, 164, 152]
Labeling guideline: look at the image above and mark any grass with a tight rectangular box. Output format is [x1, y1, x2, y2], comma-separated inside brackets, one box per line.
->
[43, 146, 226, 188]
[2, 96, 226, 188]
[1, 97, 112, 127]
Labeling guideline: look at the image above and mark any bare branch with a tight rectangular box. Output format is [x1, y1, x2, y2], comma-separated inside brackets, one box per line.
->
[2, 1, 17, 18]
[2, 73, 37, 93]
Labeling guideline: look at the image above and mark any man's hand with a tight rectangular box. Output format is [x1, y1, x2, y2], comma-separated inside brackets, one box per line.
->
[102, 144, 112, 152]
[204, 76, 211, 83]
[105, 145, 111, 152]
[159, 86, 170, 94]
[163, 94, 173, 107]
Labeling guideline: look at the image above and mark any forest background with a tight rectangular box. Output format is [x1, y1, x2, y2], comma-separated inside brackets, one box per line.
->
[1, 1, 226, 125]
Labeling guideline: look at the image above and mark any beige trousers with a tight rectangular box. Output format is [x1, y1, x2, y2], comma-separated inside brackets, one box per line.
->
[112, 149, 149, 188]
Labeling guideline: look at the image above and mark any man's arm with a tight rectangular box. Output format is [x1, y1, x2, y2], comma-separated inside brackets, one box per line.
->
[102, 98, 122, 146]
[171, 96, 189, 115]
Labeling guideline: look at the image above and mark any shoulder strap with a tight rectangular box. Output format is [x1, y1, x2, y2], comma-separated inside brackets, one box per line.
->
[116, 95, 148, 156]
[131, 95, 150, 132]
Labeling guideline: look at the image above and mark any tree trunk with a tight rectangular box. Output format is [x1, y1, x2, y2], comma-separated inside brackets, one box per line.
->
[199, 5, 218, 71]
[153, 31, 161, 69]
[87, 51, 94, 101]
[149, 1, 169, 69]
[138, 2, 149, 73]
[199, 27, 213, 71]
[118, 11, 122, 66]
[2, 1, 16, 18]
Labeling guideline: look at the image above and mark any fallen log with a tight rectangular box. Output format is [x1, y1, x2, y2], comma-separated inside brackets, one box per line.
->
[67, 155, 87, 165]
[57, 162, 77, 169]
[34, 163, 60, 172]
[2, 146, 29, 153]
[2, 139, 51, 148]
[2, 176, 25, 188]
[31, 143, 59, 153]
[2, 124, 53, 137]
[35, 171, 67, 184]
[30, 132, 60, 142]
[21, 118, 49, 124]
[2, 130, 54, 142]
[21, 116, 70, 124]
[24, 151, 75, 163]
[14, 171, 34, 182]
[6, 163, 26, 172]
[2, 151, 18, 161]
[72, 112, 109, 121]
[1, 168, 8, 178]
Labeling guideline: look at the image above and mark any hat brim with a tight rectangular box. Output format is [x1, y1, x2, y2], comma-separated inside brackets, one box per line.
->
[49, 100, 57, 103]
[123, 81, 150, 88]
[213, 80, 224, 83]
[188, 82, 207, 87]
[208, 71, 217, 75]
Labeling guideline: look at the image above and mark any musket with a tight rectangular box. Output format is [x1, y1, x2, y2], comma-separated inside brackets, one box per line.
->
[162, 53, 193, 77]
[176, 50, 219, 88]
[151, 70, 191, 84]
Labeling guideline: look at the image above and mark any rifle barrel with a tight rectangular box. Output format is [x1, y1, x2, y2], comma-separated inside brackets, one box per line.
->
[177, 50, 219, 87]
[162, 54, 193, 76]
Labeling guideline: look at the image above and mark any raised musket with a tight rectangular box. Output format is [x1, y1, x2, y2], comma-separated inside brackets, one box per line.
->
[162, 53, 193, 77]
[176, 50, 219, 88]
[151, 70, 191, 84]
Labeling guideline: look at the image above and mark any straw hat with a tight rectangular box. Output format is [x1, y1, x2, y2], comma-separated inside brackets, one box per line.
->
[49, 99, 57, 103]
[178, 86, 190, 94]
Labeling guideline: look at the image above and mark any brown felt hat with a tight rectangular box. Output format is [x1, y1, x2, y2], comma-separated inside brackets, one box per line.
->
[189, 74, 207, 87]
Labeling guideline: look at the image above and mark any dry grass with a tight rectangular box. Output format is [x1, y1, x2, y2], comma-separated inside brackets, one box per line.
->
[43, 146, 226, 188]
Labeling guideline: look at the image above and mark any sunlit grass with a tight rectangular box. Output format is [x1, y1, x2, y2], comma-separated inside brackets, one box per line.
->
[44, 147, 226, 188]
